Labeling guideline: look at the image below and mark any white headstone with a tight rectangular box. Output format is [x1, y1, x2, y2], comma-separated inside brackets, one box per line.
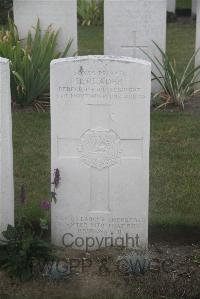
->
[167, 0, 176, 13]
[51, 56, 151, 251]
[13, 0, 77, 55]
[196, 1, 200, 67]
[0, 58, 14, 234]
[104, 0, 167, 92]
[192, 0, 197, 16]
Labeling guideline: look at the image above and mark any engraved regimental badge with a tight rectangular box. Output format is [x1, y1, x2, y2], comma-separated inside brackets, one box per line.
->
[78, 128, 121, 170]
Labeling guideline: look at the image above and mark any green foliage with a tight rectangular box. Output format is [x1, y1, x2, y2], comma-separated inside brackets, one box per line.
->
[0, 222, 54, 281]
[78, 0, 104, 26]
[143, 42, 200, 110]
[0, 0, 13, 9]
[0, 18, 72, 106]
[0, 178, 58, 281]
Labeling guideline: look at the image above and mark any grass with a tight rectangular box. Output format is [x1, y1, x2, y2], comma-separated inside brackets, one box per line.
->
[13, 21, 200, 230]
[78, 26, 103, 55]
[13, 112, 51, 220]
[167, 19, 196, 75]
[150, 112, 200, 227]
[176, 0, 192, 9]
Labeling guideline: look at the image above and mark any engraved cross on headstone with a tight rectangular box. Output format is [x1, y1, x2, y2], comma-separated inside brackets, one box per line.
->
[121, 31, 148, 57]
[58, 103, 143, 214]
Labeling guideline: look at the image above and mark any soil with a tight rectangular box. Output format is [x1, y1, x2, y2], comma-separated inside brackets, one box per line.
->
[151, 95, 200, 115]
[184, 96, 200, 115]
[0, 242, 200, 299]
[165, 96, 200, 115]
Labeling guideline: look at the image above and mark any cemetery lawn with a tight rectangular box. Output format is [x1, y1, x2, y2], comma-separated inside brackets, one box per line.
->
[13, 21, 200, 235]
[166, 19, 196, 75]
[78, 26, 104, 55]
[176, 0, 192, 9]
[150, 112, 200, 229]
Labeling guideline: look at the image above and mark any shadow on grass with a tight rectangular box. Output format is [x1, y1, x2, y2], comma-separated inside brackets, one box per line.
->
[149, 224, 200, 245]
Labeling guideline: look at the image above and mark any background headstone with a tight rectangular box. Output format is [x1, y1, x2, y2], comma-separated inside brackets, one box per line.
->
[104, 0, 167, 92]
[0, 58, 14, 234]
[167, 0, 176, 13]
[51, 56, 151, 250]
[192, 0, 197, 16]
[13, 0, 77, 55]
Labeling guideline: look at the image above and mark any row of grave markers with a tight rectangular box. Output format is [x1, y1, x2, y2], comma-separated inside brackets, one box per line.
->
[2, 0, 156, 249]
[0, 54, 151, 250]
[12, 0, 200, 87]
[1, 0, 199, 250]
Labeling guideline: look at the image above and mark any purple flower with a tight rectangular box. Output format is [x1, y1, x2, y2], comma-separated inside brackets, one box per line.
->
[41, 200, 51, 210]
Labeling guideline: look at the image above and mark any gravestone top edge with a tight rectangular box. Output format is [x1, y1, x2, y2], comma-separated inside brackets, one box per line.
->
[51, 55, 151, 67]
[0, 57, 9, 64]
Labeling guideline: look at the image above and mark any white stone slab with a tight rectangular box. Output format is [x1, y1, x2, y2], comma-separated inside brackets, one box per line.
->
[0, 58, 14, 234]
[13, 0, 77, 55]
[192, 0, 197, 16]
[51, 56, 151, 251]
[104, 0, 167, 92]
[195, 1, 200, 67]
[167, 0, 176, 13]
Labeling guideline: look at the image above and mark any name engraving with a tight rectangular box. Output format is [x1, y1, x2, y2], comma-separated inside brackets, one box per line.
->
[56, 67, 145, 104]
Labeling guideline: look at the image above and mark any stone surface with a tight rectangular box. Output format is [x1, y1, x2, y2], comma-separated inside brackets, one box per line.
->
[13, 0, 77, 55]
[51, 56, 151, 250]
[167, 0, 176, 13]
[196, 0, 200, 67]
[0, 58, 14, 234]
[104, 0, 167, 92]
[192, 0, 197, 16]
